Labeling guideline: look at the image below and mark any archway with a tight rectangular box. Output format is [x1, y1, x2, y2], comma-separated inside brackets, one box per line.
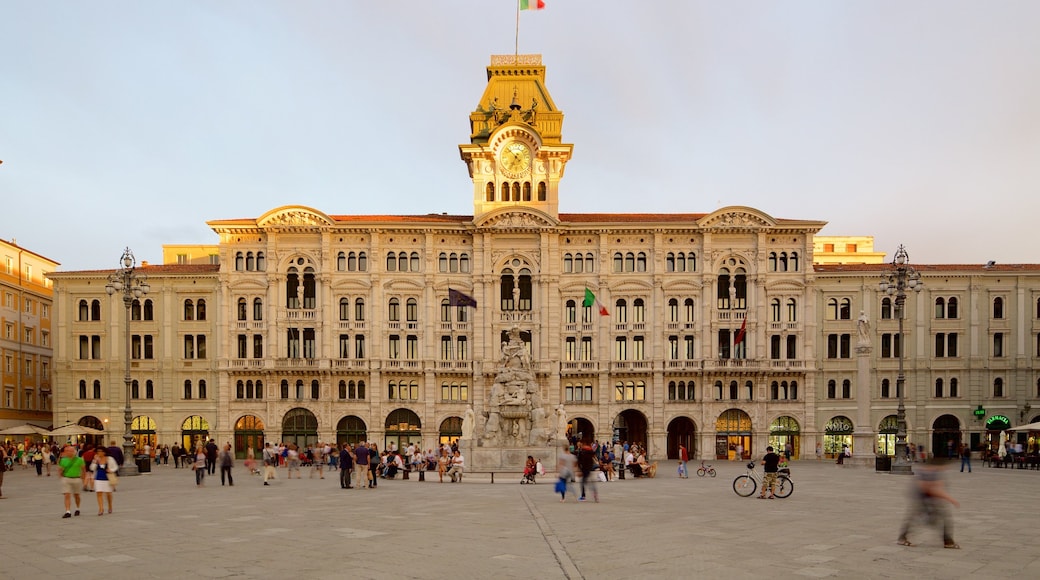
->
[439, 416, 462, 446]
[715, 409, 752, 460]
[336, 415, 367, 447]
[985, 415, 1011, 453]
[932, 414, 961, 459]
[566, 417, 595, 444]
[666, 416, 696, 459]
[824, 416, 854, 458]
[181, 415, 210, 452]
[768, 415, 800, 459]
[613, 410, 647, 449]
[131, 415, 157, 453]
[877, 415, 898, 457]
[385, 408, 421, 453]
[281, 408, 318, 450]
[234, 415, 265, 459]
[78, 415, 105, 448]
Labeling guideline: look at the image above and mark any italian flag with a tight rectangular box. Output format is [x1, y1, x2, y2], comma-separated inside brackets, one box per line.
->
[583, 288, 609, 316]
[520, 0, 545, 10]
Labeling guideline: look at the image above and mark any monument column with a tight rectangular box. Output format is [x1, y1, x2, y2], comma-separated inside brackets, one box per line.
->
[852, 311, 875, 467]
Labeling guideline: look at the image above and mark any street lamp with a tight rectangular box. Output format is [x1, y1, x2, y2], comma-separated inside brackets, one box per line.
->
[879, 245, 922, 475]
[105, 248, 150, 476]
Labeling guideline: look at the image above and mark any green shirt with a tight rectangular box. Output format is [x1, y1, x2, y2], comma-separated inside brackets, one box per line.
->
[58, 455, 85, 478]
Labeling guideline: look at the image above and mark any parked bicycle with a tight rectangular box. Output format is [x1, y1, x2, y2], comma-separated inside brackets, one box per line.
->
[732, 461, 793, 498]
[696, 460, 716, 478]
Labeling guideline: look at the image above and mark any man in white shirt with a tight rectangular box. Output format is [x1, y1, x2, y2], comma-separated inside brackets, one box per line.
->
[448, 450, 465, 482]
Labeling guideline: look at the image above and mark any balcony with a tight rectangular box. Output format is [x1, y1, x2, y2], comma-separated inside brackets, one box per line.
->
[284, 309, 317, 321]
[277, 358, 319, 369]
[435, 361, 473, 372]
[500, 311, 534, 324]
[714, 310, 747, 323]
[227, 359, 266, 369]
[235, 321, 266, 331]
[561, 361, 599, 372]
[611, 361, 653, 372]
[665, 360, 698, 370]
[769, 360, 805, 369]
[332, 359, 369, 370]
[383, 360, 422, 370]
[702, 358, 761, 371]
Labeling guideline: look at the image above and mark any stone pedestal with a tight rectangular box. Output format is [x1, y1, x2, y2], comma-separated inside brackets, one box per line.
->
[470, 445, 555, 474]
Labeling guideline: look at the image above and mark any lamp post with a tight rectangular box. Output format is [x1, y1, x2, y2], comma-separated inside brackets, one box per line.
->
[879, 245, 922, 474]
[105, 248, 150, 476]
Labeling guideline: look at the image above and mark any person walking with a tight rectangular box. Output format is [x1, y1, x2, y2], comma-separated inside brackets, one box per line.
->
[678, 444, 689, 479]
[218, 444, 234, 486]
[898, 459, 960, 549]
[0, 444, 8, 499]
[205, 439, 218, 475]
[90, 447, 117, 516]
[577, 442, 598, 502]
[759, 446, 781, 499]
[58, 445, 86, 517]
[262, 444, 277, 486]
[959, 444, 972, 473]
[193, 446, 207, 486]
[354, 442, 370, 490]
[339, 443, 354, 489]
[556, 443, 576, 502]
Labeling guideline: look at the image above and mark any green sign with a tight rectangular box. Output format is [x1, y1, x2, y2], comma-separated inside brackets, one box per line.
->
[986, 415, 1011, 430]
[974, 406, 986, 418]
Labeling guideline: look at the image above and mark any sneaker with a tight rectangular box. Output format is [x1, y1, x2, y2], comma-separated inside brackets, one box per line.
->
[578, 497, 586, 502]
[74, 510, 80, 516]
[62, 512, 71, 519]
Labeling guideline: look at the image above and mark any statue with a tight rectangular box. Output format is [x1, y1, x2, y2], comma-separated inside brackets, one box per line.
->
[461, 406, 476, 440]
[857, 311, 871, 346]
[480, 325, 550, 448]
[555, 404, 568, 442]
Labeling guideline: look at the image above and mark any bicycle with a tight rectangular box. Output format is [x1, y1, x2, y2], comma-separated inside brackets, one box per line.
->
[696, 460, 716, 478]
[732, 461, 793, 498]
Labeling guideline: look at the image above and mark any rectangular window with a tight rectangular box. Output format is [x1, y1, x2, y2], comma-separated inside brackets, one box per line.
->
[668, 336, 679, 360]
[41, 331, 49, 346]
[948, 333, 958, 357]
[565, 337, 577, 361]
[302, 328, 315, 359]
[253, 335, 263, 358]
[406, 335, 419, 359]
[238, 335, 248, 358]
[340, 335, 352, 358]
[685, 336, 695, 359]
[144, 335, 153, 359]
[132, 335, 142, 359]
[355, 335, 366, 359]
[457, 337, 468, 360]
[615, 337, 627, 361]
[633, 336, 644, 360]
[388, 335, 400, 359]
[580, 337, 593, 360]
[994, 333, 1004, 358]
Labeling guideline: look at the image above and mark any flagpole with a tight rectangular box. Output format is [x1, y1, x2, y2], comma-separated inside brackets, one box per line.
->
[515, 0, 521, 62]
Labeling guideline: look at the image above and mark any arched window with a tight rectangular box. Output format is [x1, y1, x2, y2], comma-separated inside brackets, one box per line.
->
[486, 182, 495, 202]
[256, 252, 265, 271]
[235, 252, 244, 271]
[625, 252, 635, 272]
[246, 252, 255, 271]
[994, 377, 1004, 398]
[406, 298, 418, 322]
[523, 182, 531, 201]
[839, 298, 851, 320]
[184, 380, 192, 400]
[184, 299, 194, 321]
[439, 253, 448, 272]
[779, 252, 788, 272]
[786, 298, 797, 322]
[881, 378, 891, 398]
[684, 299, 695, 323]
[537, 181, 546, 201]
[993, 297, 1004, 319]
[827, 380, 836, 399]
[409, 252, 420, 272]
[771, 299, 781, 322]
[386, 253, 397, 272]
[950, 377, 958, 398]
[828, 298, 839, 320]
[347, 252, 358, 271]
[78, 300, 89, 321]
[615, 299, 627, 324]
[237, 298, 248, 321]
[935, 297, 946, 319]
[340, 298, 350, 321]
[935, 378, 944, 398]
[666, 253, 675, 272]
[143, 299, 153, 320]
[196, 299, 206, 321]
[790, 252, 799, 271]
[91, 300, 101, 321]
[355, 298, 365, 321]
[636, 252, 647, 272]
[881, 297, 892, 319]
[633, 299, 645, 323]
[388, 298, 400, 322]
[337, 252, 346, 271]
[131, 299, 141, 321]
[460, 253, 470, 273]
[311, 380, 320, 400]
[512, 182, 520, 201]
[573, 253, 584, 273]
[253, 298, 263, 321]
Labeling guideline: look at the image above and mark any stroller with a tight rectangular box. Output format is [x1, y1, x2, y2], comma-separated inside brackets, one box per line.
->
[521, 460, 543, 484]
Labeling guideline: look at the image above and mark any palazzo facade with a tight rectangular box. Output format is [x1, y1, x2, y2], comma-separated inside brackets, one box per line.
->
[47, 55, 1040, 461]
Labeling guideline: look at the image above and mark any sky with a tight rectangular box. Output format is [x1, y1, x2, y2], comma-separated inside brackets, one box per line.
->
[2, 1, 1039, 271]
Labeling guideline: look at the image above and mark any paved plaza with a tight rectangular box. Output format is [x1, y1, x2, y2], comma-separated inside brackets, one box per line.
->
[1, 457, 1038, 579]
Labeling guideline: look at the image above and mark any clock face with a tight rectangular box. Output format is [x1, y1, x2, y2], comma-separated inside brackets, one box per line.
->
[499, 142, 531, 176]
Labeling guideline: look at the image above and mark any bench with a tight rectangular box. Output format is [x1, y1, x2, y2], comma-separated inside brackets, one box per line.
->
[450, 470, 527, 484]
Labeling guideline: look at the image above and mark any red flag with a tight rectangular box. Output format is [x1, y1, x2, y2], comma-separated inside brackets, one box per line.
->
[735, 317, 747, 345]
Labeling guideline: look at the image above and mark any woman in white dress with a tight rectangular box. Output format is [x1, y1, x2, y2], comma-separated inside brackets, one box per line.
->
[91, 447, 118, 515]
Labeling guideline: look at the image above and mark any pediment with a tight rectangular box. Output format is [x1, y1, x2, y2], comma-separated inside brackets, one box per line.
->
[476, 208, 558, 230]
[765, 279, 806, 292]
[382, 279, 425, 292]
[257, 205, 335, 228]
[698, 206, 776, 230]
[661, 279, 703, 292]
[228, 278, 270, 291]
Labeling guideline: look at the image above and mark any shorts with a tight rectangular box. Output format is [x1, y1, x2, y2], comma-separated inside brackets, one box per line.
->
[62, 477, 82, 494]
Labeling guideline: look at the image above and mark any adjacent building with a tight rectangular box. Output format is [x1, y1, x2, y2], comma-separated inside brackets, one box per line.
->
[1, 239, 58, 430]
[46, 55, 1040, 460]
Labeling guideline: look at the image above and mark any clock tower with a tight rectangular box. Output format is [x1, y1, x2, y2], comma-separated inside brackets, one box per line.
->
[460, 54, 573, 221]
